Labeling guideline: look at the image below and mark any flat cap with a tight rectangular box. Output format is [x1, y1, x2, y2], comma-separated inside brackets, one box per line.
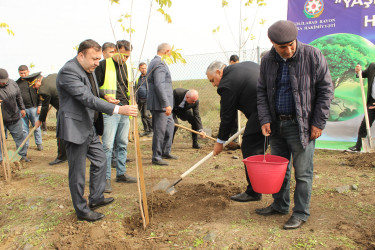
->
[268, 20, 298, 45]
[0, 68, 9, 83]
[23, 72, 42, 82]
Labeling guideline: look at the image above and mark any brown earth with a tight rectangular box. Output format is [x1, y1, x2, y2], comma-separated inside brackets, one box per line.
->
[1, 128, 375, 249]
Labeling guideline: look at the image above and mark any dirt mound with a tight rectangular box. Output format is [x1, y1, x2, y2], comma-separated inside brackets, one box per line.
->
[345, 152, 375, 169]
[336, 221, 375, 249]
[122, 181, 240, 231]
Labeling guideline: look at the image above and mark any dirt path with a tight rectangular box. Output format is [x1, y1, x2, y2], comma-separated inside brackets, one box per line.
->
[1, 132, 375, 249]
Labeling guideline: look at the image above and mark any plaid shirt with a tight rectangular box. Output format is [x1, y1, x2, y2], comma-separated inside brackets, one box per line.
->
[275, 57, 295, 115]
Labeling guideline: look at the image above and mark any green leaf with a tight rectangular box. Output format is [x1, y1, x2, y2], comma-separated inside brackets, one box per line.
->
[222, 0, 228, 7]
[110, 0, 120, 5]
[29, 63, 35, 69]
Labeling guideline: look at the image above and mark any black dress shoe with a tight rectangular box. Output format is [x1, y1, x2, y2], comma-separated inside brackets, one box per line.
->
[162, 154, 178, 160]
[77, 211, 104, 222]
[283, 216, 305, 230]
[192, 142, 201, 149]
[348, 146, 360, 152]
[230, 192, 262, 202]
[255, 205, 287, 216]
[49, 158, 67, 165]
[140, 131, 151, 137]
[21, 156, 31, 162]
[152, 159, 169, 165]
[89, 197, 114, 210]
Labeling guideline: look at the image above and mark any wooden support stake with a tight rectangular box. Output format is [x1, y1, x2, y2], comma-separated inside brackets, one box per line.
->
[130, 82, 149, 229]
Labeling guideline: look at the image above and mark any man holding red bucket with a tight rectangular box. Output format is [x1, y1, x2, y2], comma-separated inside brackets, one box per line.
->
[256, 20, 334, 229]
[206, 61, 265, 203]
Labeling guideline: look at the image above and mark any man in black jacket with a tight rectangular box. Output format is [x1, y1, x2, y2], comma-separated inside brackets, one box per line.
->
[206, 61, 264, 203]
[24, 72, 67, 165]
[257, 20, 333, 230]
[349, 63, 375, 152]
[0, 68, 29, 162]
[173, 88, 204, 149]
[17, 65, 43, 151]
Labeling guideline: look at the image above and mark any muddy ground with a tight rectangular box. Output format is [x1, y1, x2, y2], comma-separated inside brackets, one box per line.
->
[1, 127, 375, 249]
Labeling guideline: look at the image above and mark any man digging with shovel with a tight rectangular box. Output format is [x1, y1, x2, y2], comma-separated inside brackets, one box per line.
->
[0, 68, 30, 163]
[206, 61, 265, 203]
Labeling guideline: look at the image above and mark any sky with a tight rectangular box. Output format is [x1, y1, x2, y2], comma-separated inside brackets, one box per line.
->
[0, 0, 287, 79]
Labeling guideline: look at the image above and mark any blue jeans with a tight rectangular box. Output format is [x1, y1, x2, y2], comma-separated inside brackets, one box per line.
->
[22, 107, 42, 147]
[270, 119, 315, 221]
[0, 119, 28, 161]
[102, 114, 130, 179]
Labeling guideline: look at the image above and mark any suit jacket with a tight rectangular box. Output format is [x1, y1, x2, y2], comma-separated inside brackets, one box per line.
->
[361, 63, 375, 104]
[38, 73, 59, 122]
[217, 61, 261, 140]
[146, 56, 173, 111]
[56, 57, 116, 144]
[173, 88, 203, 130]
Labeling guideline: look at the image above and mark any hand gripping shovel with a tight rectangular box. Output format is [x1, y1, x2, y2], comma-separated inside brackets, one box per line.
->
[154, 127, 245, 195]
[174, 123, 241, 150]
[358, 65, 375, 152]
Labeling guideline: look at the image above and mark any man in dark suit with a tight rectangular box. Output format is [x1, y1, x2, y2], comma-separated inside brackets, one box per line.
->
[56, 39, 138, 222]
[173, 88, 205, 149]
[147, 43, 177, 166]
[206, 61, 264, 202]
[349, 63, 375, 152]
[24, 72, 67, 165]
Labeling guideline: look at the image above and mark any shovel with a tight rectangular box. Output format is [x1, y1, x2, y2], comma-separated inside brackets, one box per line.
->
[358, 65, 375, 152]
[9, 106, 53, 162]
[174, 123, 241, 150]
[8, 125, 38, 162]
[154, 127, 245, 195]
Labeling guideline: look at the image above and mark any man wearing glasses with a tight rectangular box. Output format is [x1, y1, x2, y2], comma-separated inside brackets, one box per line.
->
[95, 40, 137, 193]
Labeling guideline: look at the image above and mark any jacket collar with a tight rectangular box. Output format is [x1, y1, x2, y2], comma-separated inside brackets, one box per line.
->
[271, 40, 301, 63]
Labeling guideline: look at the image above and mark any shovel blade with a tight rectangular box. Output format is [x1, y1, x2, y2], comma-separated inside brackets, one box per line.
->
[152, 178, 177, 195]
[8, 150, 21, 163]
[361, 137, 375, 153]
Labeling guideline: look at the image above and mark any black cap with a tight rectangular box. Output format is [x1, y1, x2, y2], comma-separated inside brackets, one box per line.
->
[0, 68, 9, 83]
[268, 20, 298, 45]
[23, 72, 42, 82]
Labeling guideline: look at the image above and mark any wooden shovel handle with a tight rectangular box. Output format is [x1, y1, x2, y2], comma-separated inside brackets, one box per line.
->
[10, 106, 53, 162]
[174, 123, 216, 142]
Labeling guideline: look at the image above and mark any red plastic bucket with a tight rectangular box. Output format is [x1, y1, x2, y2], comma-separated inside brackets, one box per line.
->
[243, 155, 289, 194]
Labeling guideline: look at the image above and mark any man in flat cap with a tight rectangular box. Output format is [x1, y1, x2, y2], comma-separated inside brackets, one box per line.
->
[0, 68, 29, 163]
[256, 20, 334, 229]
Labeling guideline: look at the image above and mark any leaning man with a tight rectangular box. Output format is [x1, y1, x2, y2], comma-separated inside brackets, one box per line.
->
[256, 20, 333, 229]
[206, 61, 264, 203]
[0, 68, 29, 162]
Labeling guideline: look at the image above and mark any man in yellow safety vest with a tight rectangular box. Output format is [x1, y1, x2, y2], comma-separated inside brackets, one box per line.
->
[95, 40, 137, 193]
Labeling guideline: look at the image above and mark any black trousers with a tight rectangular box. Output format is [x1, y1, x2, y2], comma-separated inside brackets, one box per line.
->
[173, 110, 200, 144]
[355, 97, 375, 148]
[138, 98, 153, 132]
[241, 131, 266, 196]
[64, 127, 107, 217]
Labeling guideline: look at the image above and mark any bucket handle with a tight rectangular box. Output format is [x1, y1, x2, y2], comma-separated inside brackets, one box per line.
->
[263, 136, 269, 162]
